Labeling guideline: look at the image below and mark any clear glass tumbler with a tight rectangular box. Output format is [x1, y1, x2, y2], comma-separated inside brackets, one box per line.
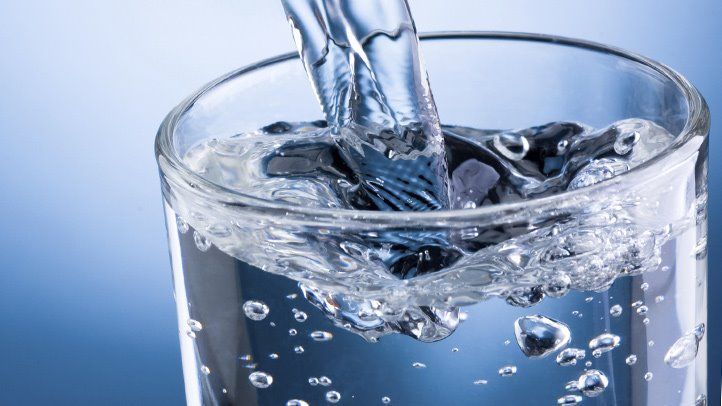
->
[156, 32, 709, 405]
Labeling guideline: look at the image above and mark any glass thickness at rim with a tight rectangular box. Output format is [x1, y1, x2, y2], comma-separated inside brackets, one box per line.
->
[155, 31, 709, 225]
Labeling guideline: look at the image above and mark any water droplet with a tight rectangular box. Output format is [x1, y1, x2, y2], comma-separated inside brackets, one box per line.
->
[557, 395, 583, 405]
[514, 315, 571, 358]
[382, 396, 391, 404]
[294, 345, 305, 354]
[269, 353, 279, 360]
[636, 305, 648, 316]
[176, 216, 189, 233]
[577, 369, 608, 397]
[242, 300, 269, 321]
[655, 295, 665, 303]
[287, 400, 309, 406]
[319, 376, 332, 386]
[289, 329, 297, 336]
[412, 362, 426, 369]
[473, 379, 488, 385]
[310, 331, 333, 342]
[325, 390, 341, 403]
[498, 365, 517, 377]
[664, 323, 705, 368]
[640, 282, 649, 291]
[200, 365, 210, 375]
[556, 348, 586, 366]
[193, 231, 211, 252]
[589, 333, 620, 357]
[294, 311, 308, 323]
[695, 394, 707, 406]
[248, 371, 273, 388]
[308, 377, 319, 386]
[626, 355, 637, 365]
[644, 372, 653, 381]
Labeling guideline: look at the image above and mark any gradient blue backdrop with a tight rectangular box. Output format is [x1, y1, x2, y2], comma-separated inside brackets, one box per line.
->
[0, 1, 719, 404]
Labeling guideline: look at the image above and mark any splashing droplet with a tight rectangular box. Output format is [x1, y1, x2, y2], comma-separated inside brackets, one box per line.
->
[243, 300, 269, 321]
[514, 315, 571, 358]
[577, 369, 608, 397]
[248, 371, 273, 388]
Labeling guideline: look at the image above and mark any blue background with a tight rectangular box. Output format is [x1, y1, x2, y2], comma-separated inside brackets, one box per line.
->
[0, 1, 719, 404]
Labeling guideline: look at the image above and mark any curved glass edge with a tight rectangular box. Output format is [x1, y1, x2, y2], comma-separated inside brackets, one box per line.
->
[155, 31, 710, 228]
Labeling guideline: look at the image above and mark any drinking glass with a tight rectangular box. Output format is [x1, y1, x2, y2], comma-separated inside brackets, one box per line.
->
[156, 32, 709, 405]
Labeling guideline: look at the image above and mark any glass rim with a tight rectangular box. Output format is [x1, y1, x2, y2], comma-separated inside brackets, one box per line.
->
[156, 31, 709, 226]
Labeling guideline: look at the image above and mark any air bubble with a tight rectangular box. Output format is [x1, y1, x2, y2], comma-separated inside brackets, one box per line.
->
[242, 300, 269, 321]
[626, 355, 637, 365]
[248, 371, 273, 388]
[287, 400, 309, 406]
[294, 311, 308, 323]
[473, 379, 488, 385]
[577, 369, 608, 397]
[269, 353, 279, 360]
[319, 376, 332, 386]
[412, 362, 426, 369]
[589, 333, 620, 357]
[498, 365, 517, 377]
[294, 345, 305, 354]
[514, 315, 571, 358]
[655, 295, 665, 303]
[636, 306, 648, 316]
[644, 372, 653, 381]
[640, 282, 649, 291]
[176, 216, 189, 234]
[310, 331, 333, 342]
[289, 329, 298, 336]
[325, 390, 341, 403]
[556, 348, 586, 366]
[193, 231, 211, 252]
[664, 323, 705, 368]
[200, 365, 210, 375]
[382, 396, 391, 404]
[557, 395, 583, 405]
[308, 377, 319, 386]
[610, 305, 623, 317]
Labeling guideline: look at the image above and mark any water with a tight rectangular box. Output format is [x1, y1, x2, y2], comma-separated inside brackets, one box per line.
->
[164, 117, 707, 404]
[161, 2, 707, 404]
